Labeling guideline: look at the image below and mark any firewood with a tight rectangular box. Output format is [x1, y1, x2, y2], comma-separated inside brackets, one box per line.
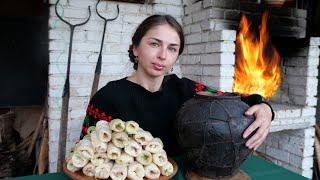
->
[27, 106, 46, 158]
[38, 128, 48, 174]
[16, 134, 32, 151]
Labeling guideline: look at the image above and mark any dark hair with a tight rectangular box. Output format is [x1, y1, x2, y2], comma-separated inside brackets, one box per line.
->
[128, 14, 185, 70]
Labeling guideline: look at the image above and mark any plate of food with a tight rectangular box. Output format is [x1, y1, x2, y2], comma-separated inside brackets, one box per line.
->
[63, 119, 178, 179]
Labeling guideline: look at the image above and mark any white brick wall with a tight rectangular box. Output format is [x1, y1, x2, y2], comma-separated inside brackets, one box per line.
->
[48, 0, 184, 172]
[258, 127, 315, 179]
[182, 1, 319, 179]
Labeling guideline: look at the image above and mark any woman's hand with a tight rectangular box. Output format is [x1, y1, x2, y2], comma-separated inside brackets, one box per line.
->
[243, 103, 273, 150]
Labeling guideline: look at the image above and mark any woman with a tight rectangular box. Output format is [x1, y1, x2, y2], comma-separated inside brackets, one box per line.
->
[80, 14, 274, 157]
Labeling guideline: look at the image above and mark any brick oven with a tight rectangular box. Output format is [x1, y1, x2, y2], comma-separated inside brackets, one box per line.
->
[47, 0, 320, 178]
[181, 0, 320, 178]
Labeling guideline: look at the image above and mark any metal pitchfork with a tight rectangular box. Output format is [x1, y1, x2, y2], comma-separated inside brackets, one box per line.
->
[55, 0, 91, 171]
[90, 0, 119, 98]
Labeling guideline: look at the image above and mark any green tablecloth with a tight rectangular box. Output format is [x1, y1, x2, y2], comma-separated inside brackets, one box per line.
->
[10, 155, 308, 180]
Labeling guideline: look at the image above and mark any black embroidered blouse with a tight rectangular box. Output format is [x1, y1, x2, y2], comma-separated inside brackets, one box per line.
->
[80, 74, 271, 156]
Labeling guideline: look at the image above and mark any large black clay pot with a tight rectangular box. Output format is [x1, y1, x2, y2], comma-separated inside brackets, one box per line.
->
[176, 94, 255, 179]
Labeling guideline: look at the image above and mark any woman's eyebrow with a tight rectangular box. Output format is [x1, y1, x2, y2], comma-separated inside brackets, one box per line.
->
[148, 37, 180, 46]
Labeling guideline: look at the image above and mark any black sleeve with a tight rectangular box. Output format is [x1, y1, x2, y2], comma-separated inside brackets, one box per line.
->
[241, 94, 275, 121]
[175, 75, 275, 121]
[80, 84, 117, 139]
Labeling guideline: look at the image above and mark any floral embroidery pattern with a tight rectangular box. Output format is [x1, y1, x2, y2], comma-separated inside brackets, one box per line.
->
[87, 104, 112, 121]
[194, 82, 225, 95]
[195, 82, 205, 92]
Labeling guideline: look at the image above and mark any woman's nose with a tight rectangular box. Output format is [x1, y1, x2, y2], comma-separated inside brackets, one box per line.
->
[158, 47, 167, 60]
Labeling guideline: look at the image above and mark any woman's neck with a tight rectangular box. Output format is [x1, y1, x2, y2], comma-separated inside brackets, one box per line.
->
[127, 71, 164, 92]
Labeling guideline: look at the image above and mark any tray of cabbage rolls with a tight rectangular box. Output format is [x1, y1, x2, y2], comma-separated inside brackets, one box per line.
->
[64, 119, 178, 179]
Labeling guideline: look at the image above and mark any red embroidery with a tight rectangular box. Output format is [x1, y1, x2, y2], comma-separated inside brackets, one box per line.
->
[195, 82, 205, 92]
[82, 126, 88, 134]
[216, 90, 224, 95]
[87, 104, 112, 122]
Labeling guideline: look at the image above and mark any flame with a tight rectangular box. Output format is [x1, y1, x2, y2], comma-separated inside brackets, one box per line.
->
[233, 12, 281, 100]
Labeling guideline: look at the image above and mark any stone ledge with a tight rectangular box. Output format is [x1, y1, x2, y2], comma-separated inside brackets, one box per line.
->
[269, 102, 316, 132]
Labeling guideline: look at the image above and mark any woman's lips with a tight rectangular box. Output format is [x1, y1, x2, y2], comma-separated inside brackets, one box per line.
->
[152, 63, 165, 71]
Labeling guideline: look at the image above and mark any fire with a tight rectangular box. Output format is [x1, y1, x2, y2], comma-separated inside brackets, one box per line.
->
[233, 12, 281, 100]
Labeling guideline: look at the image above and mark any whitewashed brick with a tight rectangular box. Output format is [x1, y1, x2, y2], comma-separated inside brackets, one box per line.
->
[183, 15, 192, 25]
[68, 128, 82, 141]
[284, 56, 319, 67]
[166, 5, 183, 16]
[209, 30, 236, 41]
[289, 154, 302, 167]
[310, 37, 320, 46]
[205, 42, 235, 53]
[48, 97, 89, 109]
[200, 76, 233, 91]
[105, 44, 128, 53]
[101, 64, 127, 75]
[301, 169, 313, 179]
[292, 96, 317, 106]
[69, 108, 86, 119]
[200, 20, 214, 31]
[49, 162, 57, 173]
[202, 0, 213, 8]
[180, 55, 201, 64]
[48, 108, 64, 120]
[191, 1, 202, 13]
[49, 74, 94, 87]
[181, 65, 202, 75]
[71, 87, 92, 96]
[308, 46, 320, 57]
[202, 65, 234, 77]
[186, 33, 202, 44]
[301, 107, 316, 116]
[49, 0, 68, 5]
[187, 44, 205, 54]
[123, 14, 147, 24]
[289, 85, 317, 97]
[302, 157, 313, 169]
[118, 3, 142, 14]
[48, 119, 61, 131]
[287, 76, 317, 86]
[192, 10, 207, 23]
[304, 128, 315, 137]
[285, 67, 318, 77]
[266, 146, 290, 163]
[201, 53, 235, 65]
[49, 41, 68, 51]
[153, 0, 182, 5]
[49, 29, 86, 41]
[49, 63, 95, 74]
[67, 118, 83, 130]
[68, 0, 94, 8]
[190, 23, 202, 33]
[73, 42, 100, 52]
[274, 107, 301, 119]
[49, 128, 60, 142]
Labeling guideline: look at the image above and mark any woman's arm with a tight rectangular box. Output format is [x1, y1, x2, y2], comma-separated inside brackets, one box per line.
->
[243, 103, 273, 150]
[194, 82, 274, 150]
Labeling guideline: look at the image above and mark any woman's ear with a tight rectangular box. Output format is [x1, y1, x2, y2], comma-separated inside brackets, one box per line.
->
[132, 45, 138, 57]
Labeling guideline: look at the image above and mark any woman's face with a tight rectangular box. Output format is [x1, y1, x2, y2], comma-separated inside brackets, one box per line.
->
[133, 23, 181, 78]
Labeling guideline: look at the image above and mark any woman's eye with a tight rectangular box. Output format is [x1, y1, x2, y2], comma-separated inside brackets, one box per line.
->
[168, 47, 177, 53]
[150, 42, 159, 47]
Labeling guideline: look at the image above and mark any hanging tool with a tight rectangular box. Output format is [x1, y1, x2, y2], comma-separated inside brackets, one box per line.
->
[90, 0, 119, 98]
[55, 0, 91, 171]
